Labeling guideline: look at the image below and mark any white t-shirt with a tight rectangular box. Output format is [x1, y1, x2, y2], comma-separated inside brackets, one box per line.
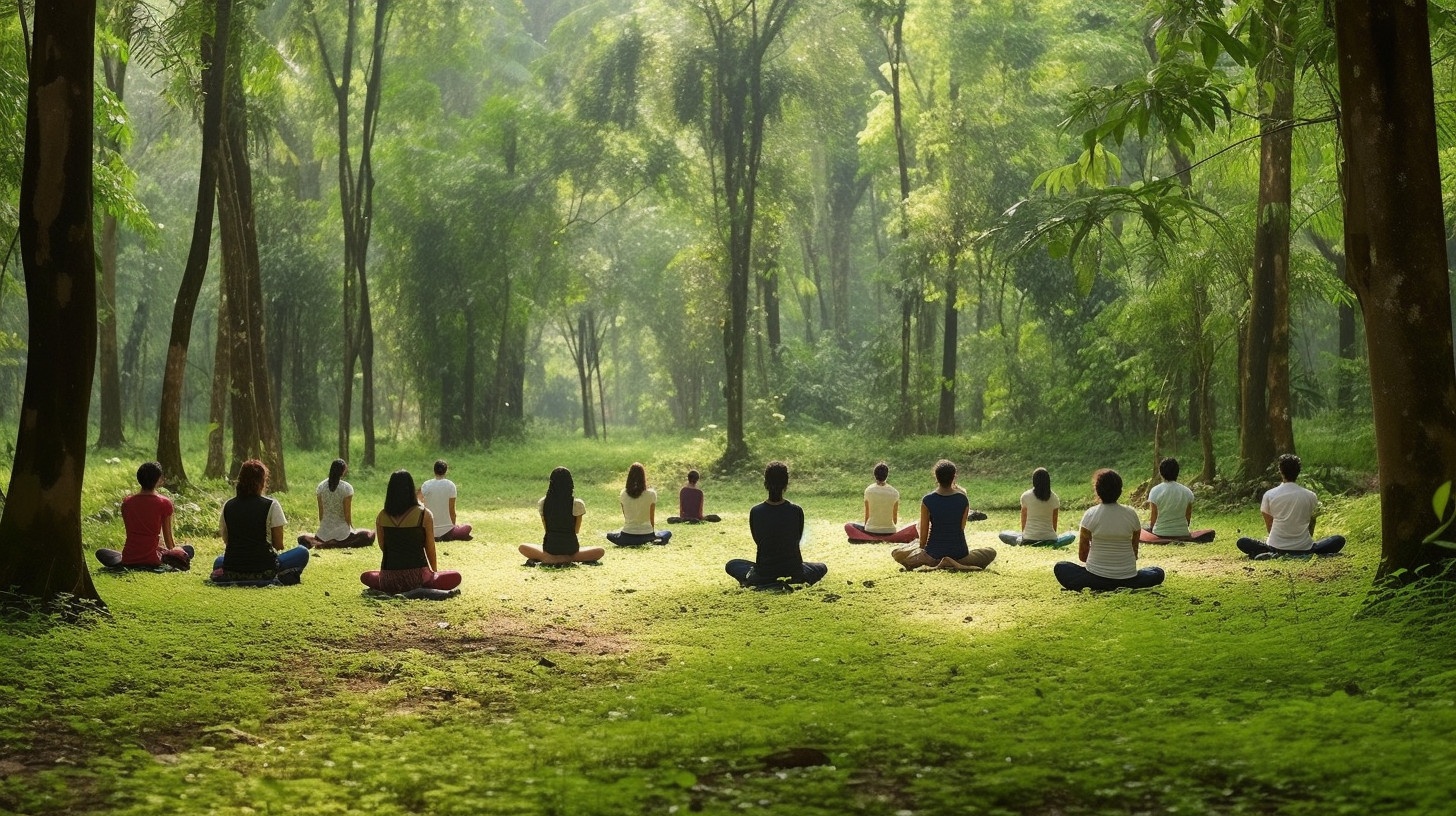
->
[863, 482, 900, 534]
[619, 488, 658, 534]
[1148, 481, 1195, 538]
[419, 477, 457, 537]
[1020, 489, 1061, 540]
[1079, 502, 1141, 580]
[1261, 481, 1318, 551]
[315, 479, 355, 541]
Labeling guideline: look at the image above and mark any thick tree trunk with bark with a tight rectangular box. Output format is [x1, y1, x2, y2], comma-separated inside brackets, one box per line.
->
[205, 297, 229, 480]
[157, 0, 232, 486]
[1335, 0, 1456, 580]
[0, 0, 103, 605]
[1238, 0, 1297, 479]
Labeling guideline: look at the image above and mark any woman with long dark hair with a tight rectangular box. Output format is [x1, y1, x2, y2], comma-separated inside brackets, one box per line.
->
[360, 470, 462, 595]
[1054, 469, 1165, 591]
[725, 461, 827, 588]
[520, 467, 607, 565]
[606, 462, 672, 546]
[213, 460, 310, 584]
[998, 467, 1075, 547]
[300, 459, 375, 549]
[891, 459, 997, 571]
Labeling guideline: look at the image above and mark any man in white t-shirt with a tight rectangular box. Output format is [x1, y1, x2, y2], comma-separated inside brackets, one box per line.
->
[1148, 457, 1195, 539]
[1236, 454, 1345, 558]
[418, 459, 473, 541]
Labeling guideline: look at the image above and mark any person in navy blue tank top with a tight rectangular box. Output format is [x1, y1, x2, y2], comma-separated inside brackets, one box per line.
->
[891, 459, 996, 571]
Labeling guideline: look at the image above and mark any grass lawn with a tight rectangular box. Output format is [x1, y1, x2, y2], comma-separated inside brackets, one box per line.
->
[2, 429, 1453, 815]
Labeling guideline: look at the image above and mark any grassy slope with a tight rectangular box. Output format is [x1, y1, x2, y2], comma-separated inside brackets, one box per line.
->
[2, 427, 1453, 815]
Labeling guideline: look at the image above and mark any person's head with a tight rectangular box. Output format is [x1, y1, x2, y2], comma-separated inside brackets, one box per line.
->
[547, 466, 574, 499]
[1031, 467, 1051, 502]
[1159, 457, 1180, 482]
[236, 460, 268, 497]
[384, 470, 418, 516]
[934, 459, 956, 489]
[328, 458, 347, 491]
[1277, 453, 1301, 482]
[687, 469, 700, 486]
[625, 463, 647, 499]
[1093, 468, 1123, 504]
[433, 459, 448, 477]
[873, 462, 889, 484]
[136, 461, 163, 491]
[764, 461, 789, 502]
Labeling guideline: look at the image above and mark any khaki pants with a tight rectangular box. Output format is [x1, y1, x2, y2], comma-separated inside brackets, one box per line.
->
[892, 544, 996, 570]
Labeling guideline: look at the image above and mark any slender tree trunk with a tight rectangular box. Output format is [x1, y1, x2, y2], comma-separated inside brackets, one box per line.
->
[157, 0, 232, 486]
[95, 45, 128, 448]
[937, 258, 958, 435]
[205, 290, 228, 480]
[1264, 1, 1298, 456]
[1335, 0, 1456, 580]
[885, 5, 914, 437]
[121, 299, 148, 428]
[0, 0, 103, 605]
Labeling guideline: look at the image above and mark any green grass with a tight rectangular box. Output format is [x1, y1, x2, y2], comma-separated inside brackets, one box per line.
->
[3, 428, 1455, 815]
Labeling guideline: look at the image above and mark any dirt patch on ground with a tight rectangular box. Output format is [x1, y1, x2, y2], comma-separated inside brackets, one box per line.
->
[326, 612, 636, 659]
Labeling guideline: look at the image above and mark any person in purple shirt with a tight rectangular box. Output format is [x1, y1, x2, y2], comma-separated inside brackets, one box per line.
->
[668, 469, 722, 523]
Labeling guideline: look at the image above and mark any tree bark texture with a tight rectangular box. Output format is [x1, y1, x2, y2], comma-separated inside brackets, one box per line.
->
[95, 38, 129, 448]
[205, 296, 229, 480]
[1335, 0, 1456, 579]
[157, 0, 231, 486]
[1238, 0, 1297, 479]
[937, 261, 957, 436]
[0, 0, 103, 604]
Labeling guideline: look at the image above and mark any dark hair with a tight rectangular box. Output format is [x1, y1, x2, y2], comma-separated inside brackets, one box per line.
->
[236, 460, 268, 497]
[1031, 467, 1051, 502]
[687, 469, 700, 485]
[934, 459, 956, 488]
[625, 463, 647, 499]
[384, 470, 419, 517]
[1159, 457, 1180, 482]
[433, 459, 448, 477]
[328, 458, 347, 492]
[873, 462, 889, 483]
[764, 461, 789, 502]
[136, 461, 163, 491]
[1277, 453, 1301, 481]
[543, 466, 575, 522]
[1093, 468, 1123, 504]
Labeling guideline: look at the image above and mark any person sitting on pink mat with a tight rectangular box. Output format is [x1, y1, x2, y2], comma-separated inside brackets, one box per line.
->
[362, 470, 462, 596]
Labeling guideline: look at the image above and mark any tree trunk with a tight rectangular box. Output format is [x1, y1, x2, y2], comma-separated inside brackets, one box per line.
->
[937, 259, 958, 435]
[121, 299, 148, 428]
[1237, 0, 1297, 479]
[157, 0, 232, 487]
[205, 291, 228, 480]
[218, 65, 286, 488]
[0, 0, 103, 605]
[1335, 0, 1456, 580]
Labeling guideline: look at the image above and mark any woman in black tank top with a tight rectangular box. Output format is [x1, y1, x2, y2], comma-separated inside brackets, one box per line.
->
[361, 470, 462, 595]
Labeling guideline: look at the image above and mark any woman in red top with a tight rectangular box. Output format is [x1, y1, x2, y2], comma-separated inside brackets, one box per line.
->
[97, 461, 193, 570]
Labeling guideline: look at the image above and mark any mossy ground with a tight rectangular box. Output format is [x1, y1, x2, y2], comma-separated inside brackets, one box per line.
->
[2, 427, 1453, 815]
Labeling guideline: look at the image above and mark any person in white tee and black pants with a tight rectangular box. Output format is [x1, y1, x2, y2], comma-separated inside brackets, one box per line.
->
[1236, 454, 1346, 559]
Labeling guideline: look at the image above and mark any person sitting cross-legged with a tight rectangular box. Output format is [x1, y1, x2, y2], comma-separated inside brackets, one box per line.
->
[419, 459, 473, 542]
[997, 467, 1076, 547]
[1054, 468, 1165, 591]
[844, 462, 919, 543]
[96, 461, 195, 571]
[606, 463, 673, 546]
[726, 461, 827, 588]
[212, 460, 310, 584]
[1236, 454, 1346, 559]
[667, 469, 722, 524]
[360, 470, 462, 596]
[891, 460, 997, 571]
[519, 467, 606, 566]
[299, 458, 376, 549]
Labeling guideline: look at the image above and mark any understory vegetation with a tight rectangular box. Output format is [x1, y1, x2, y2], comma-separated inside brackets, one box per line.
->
[3, 425, 1453, 815]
